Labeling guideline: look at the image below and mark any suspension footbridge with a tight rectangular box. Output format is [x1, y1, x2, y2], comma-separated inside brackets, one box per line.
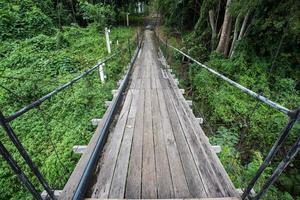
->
[0, 25, 299, 200]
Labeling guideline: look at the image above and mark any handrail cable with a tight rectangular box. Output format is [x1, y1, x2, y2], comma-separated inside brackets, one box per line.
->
[5, 52, 119, 123]
[157, 37, 291, 116]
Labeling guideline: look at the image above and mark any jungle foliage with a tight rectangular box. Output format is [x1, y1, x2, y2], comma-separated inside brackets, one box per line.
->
[0, 0, 138, 199]
[156, 0, 300, 199]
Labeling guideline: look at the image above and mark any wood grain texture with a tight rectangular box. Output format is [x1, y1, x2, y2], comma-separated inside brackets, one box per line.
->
[91, 90, 133, 198]
[156, 87, 191, 198]
[125, 89, 145, 198]
[164, 64, 238, 197]
[142, 87, 157, 198]
[152, 88, 174, 198]
[162, 86, 208, 198]
[109, 88, 141, 198]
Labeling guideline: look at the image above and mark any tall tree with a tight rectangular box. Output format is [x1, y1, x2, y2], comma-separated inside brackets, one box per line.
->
[216, 0, 232, 56]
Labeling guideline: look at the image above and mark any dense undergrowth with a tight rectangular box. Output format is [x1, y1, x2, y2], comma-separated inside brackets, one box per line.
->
[0, 20, 134, 200]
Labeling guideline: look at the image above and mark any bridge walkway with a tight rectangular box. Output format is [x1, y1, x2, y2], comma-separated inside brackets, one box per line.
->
[61, 30, 239, 200]
[87, 30, 238, 199]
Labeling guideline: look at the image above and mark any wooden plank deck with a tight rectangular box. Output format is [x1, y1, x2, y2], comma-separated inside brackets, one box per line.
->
[86, 30, 238, 199]
[86, 198, 240, 200]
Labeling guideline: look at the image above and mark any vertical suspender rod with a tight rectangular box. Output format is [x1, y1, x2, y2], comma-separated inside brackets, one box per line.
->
[0, 111, 54, 199]
[0, 141, 43, 200]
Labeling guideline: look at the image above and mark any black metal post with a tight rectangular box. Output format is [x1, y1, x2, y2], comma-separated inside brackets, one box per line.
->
[242, 108, 300, 199]
[0, 111, 55, 199]
[254, 135, 300, 200]
[0, 141, 43, 200]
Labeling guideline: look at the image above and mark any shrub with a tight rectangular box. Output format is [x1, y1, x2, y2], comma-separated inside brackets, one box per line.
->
[80, 2, 116, 31]
[0, 2, 54, 40]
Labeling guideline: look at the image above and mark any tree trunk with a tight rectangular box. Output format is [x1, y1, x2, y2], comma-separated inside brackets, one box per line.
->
[69, 0, 77, 23]
[216, 0, 232, 56]
[229, 13, 242, 58]
[238, 11, 250, 40]
[57, 0, 63, 30]
[230, 11, 250, 58]
[209, 9, 217, 50]
[224, 16, 232, 56]
[194, 0, 211, 36]
[215, 0, 221, 28]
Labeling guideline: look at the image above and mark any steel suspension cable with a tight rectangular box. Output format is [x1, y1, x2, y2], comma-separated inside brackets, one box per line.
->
[157, 36, 291, 116]
[38, 107, 70, 177]
[5, 52, 119, 123]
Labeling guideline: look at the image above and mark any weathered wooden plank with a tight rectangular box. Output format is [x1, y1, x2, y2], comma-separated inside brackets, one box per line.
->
[109, 88, 141, 198]
[151, 39, 175, 198]
[196, 117, 204, 124]
[151, 75, 157, 89]
[137, 54, 144, 81]
[156, 81, 190, 198]
[132, 67, 142, 90]
[130, 54, 142, 89]
[162, 87, 208, 198]
[105, 101, 111, 107]
[60, 78, 130, 199]
[155, 38, 237, 197]
[125, 89, 145, 198]
[145, 59, 152, 90]
[73, 145, 87, 154]
[212, 146, 222, 154]
[91, 118, 102, 126]
[165, 68, 238, 197]
[171, 97, 237, 196]
[91, 91, 134, 198]
[142, 87, 157, 198]
[165, 87, 224, 197]
[85, 198, 240, 200]
[152, 88, 174, 198]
